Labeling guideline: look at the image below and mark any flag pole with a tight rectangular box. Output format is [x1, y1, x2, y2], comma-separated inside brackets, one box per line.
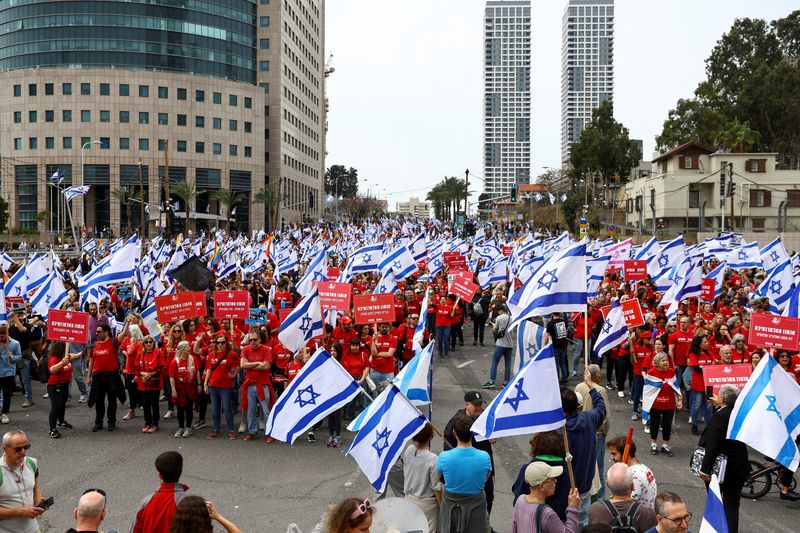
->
[561, 426, 576, 489]
[584, 310, 589, 370]
[622, 425, 634, 463]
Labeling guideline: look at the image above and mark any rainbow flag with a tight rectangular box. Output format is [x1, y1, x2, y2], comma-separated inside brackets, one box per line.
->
[209, 242, 222, 269]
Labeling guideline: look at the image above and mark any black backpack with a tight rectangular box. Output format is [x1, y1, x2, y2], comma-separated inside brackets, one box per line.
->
[601, 500, 641, 533]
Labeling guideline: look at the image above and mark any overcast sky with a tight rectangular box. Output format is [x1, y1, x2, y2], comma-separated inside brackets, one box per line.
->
[324, 0, 795, 210]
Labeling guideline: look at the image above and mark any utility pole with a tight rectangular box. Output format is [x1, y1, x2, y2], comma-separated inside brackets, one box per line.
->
[164, 141, 171, 234]
[138, 160, 145, 238]
[720, 164, 727, 232]
[464, 168, 469, 226]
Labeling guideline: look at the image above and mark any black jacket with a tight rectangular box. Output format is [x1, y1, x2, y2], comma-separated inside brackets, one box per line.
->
[699, 405, 749, 486]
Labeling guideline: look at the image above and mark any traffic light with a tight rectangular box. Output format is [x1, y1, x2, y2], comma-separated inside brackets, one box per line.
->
[726, 181, 736, 197]
[719, 166, 727, 197]
[510, 185, 517, 203]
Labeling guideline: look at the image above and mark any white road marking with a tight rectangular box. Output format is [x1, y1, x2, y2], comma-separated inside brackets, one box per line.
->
[456, 360, 475, 368]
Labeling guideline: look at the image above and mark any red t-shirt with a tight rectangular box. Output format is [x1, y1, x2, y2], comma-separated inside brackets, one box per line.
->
[92, 338, 119, 373]
[274, 290, 293, 310]
[241, 344, 272, 384]
[137, 349, 164, 391]
[434, 304, 454, 327]
[688, 351, 717, 392]
[393, 301, 407, 323]
[371, 334, 397, 374]
[392, 325, 415, 361]
[122, 339, 142, 375]
[668, 329, 693, 366]
[341, 345, 369, 378]
[286, 360, 303, 382]
[648, 367, 677, 410]
[632, 345, 650, 376]
[206, 350, 239, 388]
[332, 326, 358, 347]
[270, 338, 291, 371]
[168, 356, 198, 384]
[47, 354, 72, 385]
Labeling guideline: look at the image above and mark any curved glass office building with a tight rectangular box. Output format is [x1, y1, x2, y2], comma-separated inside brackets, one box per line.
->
[0, 0, 326, 238]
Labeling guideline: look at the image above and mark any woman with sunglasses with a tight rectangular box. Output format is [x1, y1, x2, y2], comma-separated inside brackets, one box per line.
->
[325, 497, 374, 533]
[687, 335, 716, 436]
[161, 325, 185, 421]
[137, 334, 164, 433]
[203, 336, 239, 440]
[46, 342, 75, 438]
[120, 324, 143, 421]
[169, 341, 201, 438]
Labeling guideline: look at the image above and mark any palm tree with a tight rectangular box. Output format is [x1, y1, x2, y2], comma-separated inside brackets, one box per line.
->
[254, 183, 282, 231]
[214, 189, 243, 234]
[716, 119, 762, 153]
[169, 181, 198, 236]
[111, 186, 136, 236]
[426, 184, 447, 220]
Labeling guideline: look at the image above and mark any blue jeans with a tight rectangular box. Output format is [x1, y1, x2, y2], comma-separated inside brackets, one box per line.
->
[209, 386, 235, 433]
[369, 370, 395, 398]
[70, 353, 88, 399]
[572, 338, 585, 375]
[21, 357, 32, 401]
[247, 384, 270, 436]
[595, 434, 607, 501]
[631, 375, 644, 414]
[435, 325, 451, 358]
[579, 490, 592, 526]
[690, 390, 711, 428]
[489, 346, 513, 383]
[554, 345, 569, 380]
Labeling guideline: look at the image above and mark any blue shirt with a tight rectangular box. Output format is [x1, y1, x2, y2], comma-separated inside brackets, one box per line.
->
[436, 446, 491, 495]
[0, 338, 21, 378]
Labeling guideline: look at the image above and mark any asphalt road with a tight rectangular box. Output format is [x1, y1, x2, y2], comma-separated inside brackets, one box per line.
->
[9, 332, 800, 532]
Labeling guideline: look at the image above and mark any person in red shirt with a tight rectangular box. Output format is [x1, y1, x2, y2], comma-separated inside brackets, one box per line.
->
[161, 325, 185, 421]
[370, 322, 397, 382]
[730, 334, 750, 364]
[343, 337, 370, 422]
[120, 324, 144, 421]
[646, 352, 682, 456]
[331, 316, 358, 348]
[571, 310, 593, 370]
[286, 351, 305, 382]
[203, 335, 239, 440]
[240, 331, 273, 442]
[131, 451, 189, 533]
[630, 328, 652, 421]
[168, 341, 201, 438]
[432, 295, 458, 359]
[776, 351, 800, 385]
[668, 315, 694, 399]
[138, 334, 165, 433]
[273, 281, 294, 311]
[688, 335, 716, 435]
[46, 342, 75, 438]
[88, 324, 120, 432]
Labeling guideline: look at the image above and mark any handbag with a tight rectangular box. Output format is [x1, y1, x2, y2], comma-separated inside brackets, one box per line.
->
[690, 446, 727, 483]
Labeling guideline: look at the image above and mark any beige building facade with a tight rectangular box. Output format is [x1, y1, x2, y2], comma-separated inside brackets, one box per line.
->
[397, 197, 430, 218]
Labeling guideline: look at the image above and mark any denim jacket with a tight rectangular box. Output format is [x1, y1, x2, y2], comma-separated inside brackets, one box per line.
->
[0, 338, 22, 378]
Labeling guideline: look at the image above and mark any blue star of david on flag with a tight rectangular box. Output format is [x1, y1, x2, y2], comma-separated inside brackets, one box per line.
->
[362, 253, 372, 263]
[312, 270, 324, 281]
[766, 394, 782, 420]
[372, 427, 392, 458]
[658, 255, 669, 268]
[45, 295, 51, 304]
[432, 258, 441, 268]
[537, 269, 558, 291]
[504, 379, 530, 412]
[298, 316, 313, 337]
[525, 343, 537, 359]
[673, 274, 682, 285]
[392, 260, 402, 270]
[602, 319, 612, 334]
[294, 384, 321, 408]
[771, 251, 780, 262]
[738, 250, 747, 261]
[770, 280, 783, 295]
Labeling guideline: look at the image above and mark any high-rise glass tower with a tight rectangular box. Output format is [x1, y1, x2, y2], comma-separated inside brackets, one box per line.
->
[561, 0, 614, 164]
[483, 0, 531, 198]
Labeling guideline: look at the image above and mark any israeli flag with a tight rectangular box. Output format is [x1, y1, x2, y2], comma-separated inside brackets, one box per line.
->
[593, 300, 628, 357]
[379, 245, 418, 280]
[782, 283, 800, 318]
[5, 263, 26, 298]
[727, 242, 762, 270]
[346, 384, 427, 492]
[512, 320, 547, 376]
[82, 239, 97, 253]
[477, 256, 508, 288]
[587, 254, 611, 298]
[761, 236, 790, 275]
[29, 272, 69, 319]
[277, 248, 299, 273]
[277, 286, 324, 354]
[728, 354, 800, 471]
[508, 242, 587, 329]
[703, 261, 727, 301]
[474, 243, 501, 263]
[647, 235, 685, 280]
[409, 232, 427, 262]
[641, 374, 680, 423]
[756, 258, 794, 313]
[413, 289, 430, 351]
[63, 185, 90, 202]
[472, 342, 565, 440]
[374, 268, 397, 294]
[634, 236, 660, 261]
[140, 302, 164, 342]
[81, 235, 140, 288]
[391, 342, 433, 406]
[661, 257, 704, 311]
[516, 256, 545, 285]
[699, 474, 729, 533]
[349, 243, 383, 274]
[0, 277, 7, 325]
[427, 248, 444, 278]
[50, 169, 64, 185]
[24, 253, 51, 293]
[265, 347, 361, 444]
[295, 249, 327, 297]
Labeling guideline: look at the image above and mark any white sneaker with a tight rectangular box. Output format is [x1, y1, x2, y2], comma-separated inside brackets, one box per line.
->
[1, 414, 9, 424]
[174, 429, 183, 438]
[238, 422, 246, 434]
[617, 391, 625, 398]
[163, 410, 174, 420]
[182, 428, 192, 438]
[21, 400, 32, 408]
[78, 395, 87, 403]
[42, 393, 49, 399]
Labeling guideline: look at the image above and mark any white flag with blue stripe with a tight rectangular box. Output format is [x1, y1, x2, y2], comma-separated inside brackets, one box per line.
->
[587, 254, 611, 298]
[641, 374, 680, 423]
[756, 258, 794, 313]
[348, 243, 383, 274]
[728, 354, 800, 471]
[782, 283, 800, 319]
[346, 384, 427, 492]
[471, 342, 565, 440]
[0, 277, 7, 325]
[413, 288, 429, 351]
[593, 300, 628, 357]
[512, 320, 548, 376]
[761, 236, 790, 275]
[477, 256, 508, 288]
[295, 249, 327, 297]
[374, 268, 397, 294]
[409, 232, 427, 261]
[391, 342, 433, 406]
[727, 242, 762, 270]
[63, 185, 90, 202]
[277, 286, 324, 354]
[5, 264, 26, 299]
[29, 271, 69, 319]
[699, 474, 729, 533]
[379, 245, 418, 280]
[634, 236, 660, 261]
[140, 302, 164, 342]
[265, 347, 361, 444]
[703, 261, 727, 301]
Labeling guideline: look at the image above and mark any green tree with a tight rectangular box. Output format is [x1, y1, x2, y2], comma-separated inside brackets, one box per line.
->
[214, 190, 243, 234]
[715, 118, 761, 153]
[110, 187, 137, 236]
[169, 181, 198, 236]
[655, 93, 726, 151]
[425, 183, 448, 220]
[569, 101, 642, 190]
[324, 165, 359, 199]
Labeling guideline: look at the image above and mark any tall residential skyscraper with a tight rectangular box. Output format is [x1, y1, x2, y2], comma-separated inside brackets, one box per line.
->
[561, 0, 614, 164]
[483, 0, 531, 199]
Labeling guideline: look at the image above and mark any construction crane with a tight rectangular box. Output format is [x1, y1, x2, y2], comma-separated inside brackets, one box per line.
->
[324, 53, 335, 77]
[323, 53, 334, 155]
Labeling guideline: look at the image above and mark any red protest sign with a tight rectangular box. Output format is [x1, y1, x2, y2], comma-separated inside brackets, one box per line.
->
[278, 307, 293, 323]
[213, 290, 249, 319]
[5, 297, 23, 310]
[749, 313, 800, 351]
[623, 260, 647, 281]
[600, 304, 611, 319]
[416, 259, 427, 271]
[701, 279, 716, 301]
[621, 299, 645, 328]
[702, 364, 752, 395]
[47, 309, 90, 344]
[449, 272, 479, 301]
[317, 281, 353, 311]
[443, 252, 468, 271]
[353, 293, 395, 324]
[155, 291, 208, 323]
[501, 246, 513, 257]
[326, 267, 341, 279]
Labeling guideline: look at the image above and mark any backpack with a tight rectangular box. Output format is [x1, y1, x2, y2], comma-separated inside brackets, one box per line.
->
[601, 500, 641, 533]
[473, 302, 483, 317]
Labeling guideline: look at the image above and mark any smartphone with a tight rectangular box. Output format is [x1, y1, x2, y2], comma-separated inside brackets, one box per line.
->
[37, 496, 54, 510]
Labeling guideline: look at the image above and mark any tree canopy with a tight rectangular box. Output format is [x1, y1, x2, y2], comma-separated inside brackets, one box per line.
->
[656, 11, 800, 168]
[324, 165, 359, 198]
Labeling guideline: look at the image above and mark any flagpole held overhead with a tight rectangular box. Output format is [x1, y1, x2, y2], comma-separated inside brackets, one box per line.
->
[561, 426, 576, 490]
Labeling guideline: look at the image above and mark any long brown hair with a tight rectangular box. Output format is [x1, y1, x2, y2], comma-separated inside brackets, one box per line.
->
[168, 495, 212, 533]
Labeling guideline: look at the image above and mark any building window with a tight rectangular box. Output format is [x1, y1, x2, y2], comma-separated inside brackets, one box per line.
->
[63, 137, 72, 149]
[13, 85, 20, 97]
[81, 83, 90, 95]
[195, 116, 205, 128]
[45, 137, 54, 149]
[259, 61, 270, 71]
[139, 85, 149, 98]
[120, 138, 130, 150]
[158, 139, 166, 151]
[260, 38, 270, 49]
[244, 146, 252, 158]
[260, 83, 270, 93]
[679, 155, 698, 170]
[244, 97, 252, 109]
[100, 83, 110, 96]
[45, 110, 54, 122]
[260, 16, 270, 26]
[62, 83, 72, 95]
[29, 138, 37, 149]
[177, 88, 187, 100]
[13, 112, 21, 124]
[28, 84, 36, 96]
[45, 83, 53, 95]
[28, 111, 36, 123]
[787, 190, 800, 208]
[17, 183, 37, 230]
[119, 111, 129, 123]
[213, 92, 222, 104]
[750, 189, 771, 207]
[177, 114, 187, 126]
[213, 117, 222, 129]
[229, 145, 237, 156]
[751, 218, 766, 232]
[195, 142, 205, 153]
[196, 90, 205, 102]
[81, 136, 90, 147]
[119, 84, 129, 96]
[13, 138, 21, 150]
[81, 110, 91, 122]
[229, 95, 238, 107]
[158, 113, 168, 125]
[139, 138, 149, 150]
[229, 119, 238, 131]
[177, 140, 187, 152]
[244, 122, 252, 133]
[100, 110, 110, 123]
[688, 190, 700, 208]
[212, 143, 222, 155]
[746, 159, 766, 173]
[139, 112, 149, 124]
[99, 137, 110, 149]
[158, 86, 168, 99]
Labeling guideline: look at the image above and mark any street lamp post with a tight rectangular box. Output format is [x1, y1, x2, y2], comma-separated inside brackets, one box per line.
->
[138, 160, 146, 238]
[80, 140, 102, 246]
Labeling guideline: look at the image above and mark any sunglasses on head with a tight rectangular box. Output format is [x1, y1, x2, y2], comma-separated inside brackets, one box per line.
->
[350, 498, 372, 520]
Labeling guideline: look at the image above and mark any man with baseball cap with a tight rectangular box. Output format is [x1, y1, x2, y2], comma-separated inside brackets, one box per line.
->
[512, 462, 581, 531]
[443, 391, 496, 516]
